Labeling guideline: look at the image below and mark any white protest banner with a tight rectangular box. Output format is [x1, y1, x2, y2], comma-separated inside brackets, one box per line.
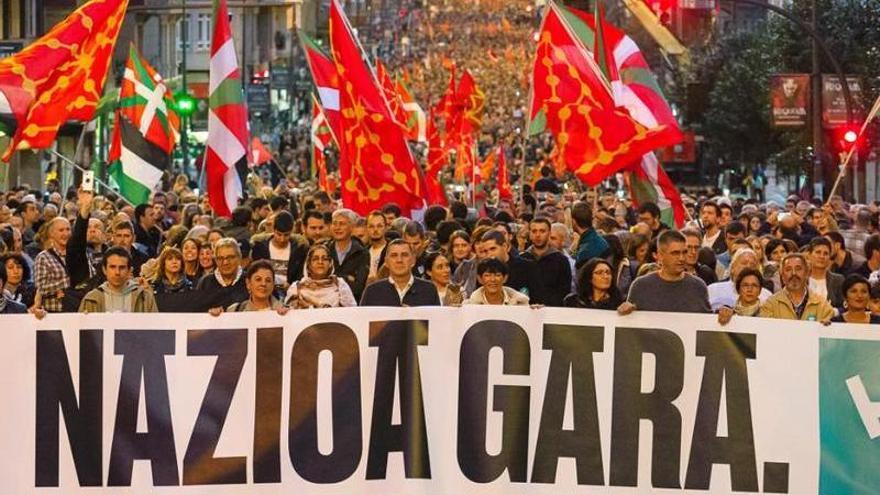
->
[0, 307, 878, 493]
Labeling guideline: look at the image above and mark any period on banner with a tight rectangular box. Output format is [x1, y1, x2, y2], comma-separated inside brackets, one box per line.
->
[0, 307, 878, 494]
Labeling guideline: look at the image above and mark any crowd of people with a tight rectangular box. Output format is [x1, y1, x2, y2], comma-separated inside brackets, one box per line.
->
[1, 176, 880, 328]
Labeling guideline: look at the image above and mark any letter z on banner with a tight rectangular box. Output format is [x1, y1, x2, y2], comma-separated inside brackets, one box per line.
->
[0, 307, 877, 493]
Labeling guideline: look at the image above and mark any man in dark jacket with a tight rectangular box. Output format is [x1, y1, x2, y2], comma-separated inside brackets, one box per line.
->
[360, 239, 440, 306]
[520, 217, 572, 306]
[195, 237, 249, 311]
[134, 203, 162, 257]
[251, 211, 308, 289]
[325, 208, 370, 302]
[67, 189, 108, 289]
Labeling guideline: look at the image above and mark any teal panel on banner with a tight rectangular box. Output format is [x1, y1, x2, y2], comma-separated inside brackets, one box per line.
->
[819, 338, 880, 494]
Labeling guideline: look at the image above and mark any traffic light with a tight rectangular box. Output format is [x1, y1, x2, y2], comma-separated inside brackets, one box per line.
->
[832, 124, 862, 152]
[174, 91, 196, 117]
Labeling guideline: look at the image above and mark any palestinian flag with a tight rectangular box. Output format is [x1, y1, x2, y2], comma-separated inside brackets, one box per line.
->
[0, 0, 128, 161]
[108, 44, 179, 205]
[206, 0, 250, 217]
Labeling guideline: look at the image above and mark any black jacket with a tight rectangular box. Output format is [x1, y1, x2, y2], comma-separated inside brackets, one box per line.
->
[194, 272, 249, 312]
[134, 223, 162, 257]
[520, 248, 571, 307]
[251, 238, 309, 285]
[505, 254, 546, 305]
[326, 238, 370, 302]
[360, 277, 441, 307]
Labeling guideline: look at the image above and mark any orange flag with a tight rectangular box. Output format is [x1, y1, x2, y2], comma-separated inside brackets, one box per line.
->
[424, 113, 448, 206]
[497, 145, 513, 200]
[330, 0, 427, 215]
[478, 147, 496, 183]
[0, 0, 128, 160]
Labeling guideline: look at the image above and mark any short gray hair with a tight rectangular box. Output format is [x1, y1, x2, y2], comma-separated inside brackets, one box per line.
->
[213, 237, 241, 258]
[331, 208, 358, 224]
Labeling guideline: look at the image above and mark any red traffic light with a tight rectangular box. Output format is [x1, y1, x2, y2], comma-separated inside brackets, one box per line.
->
[844, 129, 858, 144]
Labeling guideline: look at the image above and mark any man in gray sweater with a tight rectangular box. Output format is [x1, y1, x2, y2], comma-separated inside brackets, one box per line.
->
[618, 230, 711, 314]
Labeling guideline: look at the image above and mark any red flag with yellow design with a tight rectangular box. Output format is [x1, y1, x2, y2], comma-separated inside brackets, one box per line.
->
[497, 145, 513, 200]
[424, 113, 448, 206]
[0, 0, 128, 161]
[329, 0, 427, 215]
[528, 3, 681, 186]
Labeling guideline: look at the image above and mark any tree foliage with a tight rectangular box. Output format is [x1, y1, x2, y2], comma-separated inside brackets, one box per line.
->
[677, 0, 880, 171]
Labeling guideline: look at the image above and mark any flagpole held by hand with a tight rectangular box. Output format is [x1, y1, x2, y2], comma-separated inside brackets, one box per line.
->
[46, 148, 134, 207]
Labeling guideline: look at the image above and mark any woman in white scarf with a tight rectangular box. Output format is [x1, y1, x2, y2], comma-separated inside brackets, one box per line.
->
[285, 244, 357, 308]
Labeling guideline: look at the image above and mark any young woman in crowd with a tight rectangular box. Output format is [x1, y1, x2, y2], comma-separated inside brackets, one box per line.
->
[831, 275, 880, 324]
[181, 237, 204, 281]
[151, 247, 193, 295]
[1, 253, 35, 308]
[564, 258, 622, 310]
[285, 244, 357, 308]
[198, 242, 216, 276]
[448, 230, 473, 275]
[423, 251, 464, 306]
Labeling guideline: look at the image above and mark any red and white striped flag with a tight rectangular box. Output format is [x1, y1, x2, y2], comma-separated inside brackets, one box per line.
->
[206, 0, 250, 217]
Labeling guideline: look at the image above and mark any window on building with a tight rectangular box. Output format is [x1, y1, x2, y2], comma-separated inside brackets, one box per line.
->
[196, 13, 212, 51]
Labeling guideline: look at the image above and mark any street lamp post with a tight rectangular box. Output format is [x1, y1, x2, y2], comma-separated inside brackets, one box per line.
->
[180, 0, 189, 176]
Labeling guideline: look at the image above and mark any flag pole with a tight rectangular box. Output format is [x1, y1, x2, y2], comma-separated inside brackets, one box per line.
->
[46, 148, 134, 207]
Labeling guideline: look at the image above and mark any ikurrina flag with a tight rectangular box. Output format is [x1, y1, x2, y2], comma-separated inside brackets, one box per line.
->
[108, 44, 179, 205]
[0, 0, 128, 161]
[528, 2, 682, 186]
[311, 94, 334, 193]
[206, 0, 250, 218]
[375, 58, 427, 143]
[329, 0, 427, 216]
[395, 77, 427, 143]
[588, 2, 686, 226]
[301, 32, 342, 136]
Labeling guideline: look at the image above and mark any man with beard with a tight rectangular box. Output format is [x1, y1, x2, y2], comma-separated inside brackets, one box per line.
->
[67, 189, 107, 288]
[759, 253, 834, 321]
[825, 231, 855, 276]
[365, 211, 388, 283]
[520, 217, 571, 306]
[700, 202, 726, 254]
[682, 228, 717, 286]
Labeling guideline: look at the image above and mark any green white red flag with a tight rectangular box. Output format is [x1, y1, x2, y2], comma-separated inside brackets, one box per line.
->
[206, 0, 250, 217]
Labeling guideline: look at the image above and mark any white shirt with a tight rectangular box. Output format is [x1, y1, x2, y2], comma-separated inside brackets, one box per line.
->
[809, 277, 828, 299]
[269, 242, 291, 286]
[391, 275, 414, 303]
[703, 229, 721, 249]
[707, 280, 772, 311]
[369, 243, 385, 279]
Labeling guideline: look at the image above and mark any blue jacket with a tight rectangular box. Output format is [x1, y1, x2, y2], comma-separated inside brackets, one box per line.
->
[575, 228, 610, 268]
